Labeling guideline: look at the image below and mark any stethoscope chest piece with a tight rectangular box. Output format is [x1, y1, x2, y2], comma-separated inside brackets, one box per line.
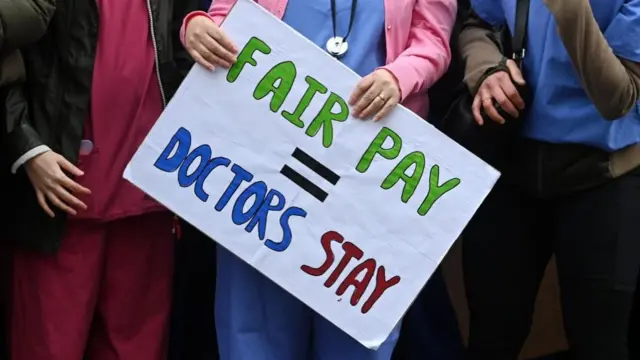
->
[326, 36, 349, 58]
[325, 0, 357, 58]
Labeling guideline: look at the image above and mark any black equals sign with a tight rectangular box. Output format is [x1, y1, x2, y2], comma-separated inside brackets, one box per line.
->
[280, 148, 340, 202]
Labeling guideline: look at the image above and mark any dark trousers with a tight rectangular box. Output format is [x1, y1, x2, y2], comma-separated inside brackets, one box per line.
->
[392, 268, 465, 360]
[463, 167, 640, 360]
[630, 276, 640, 359]
[168, 222, 219, 360]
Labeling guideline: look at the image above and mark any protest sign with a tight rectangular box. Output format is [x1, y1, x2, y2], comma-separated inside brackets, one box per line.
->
[124, 0, 499, 349]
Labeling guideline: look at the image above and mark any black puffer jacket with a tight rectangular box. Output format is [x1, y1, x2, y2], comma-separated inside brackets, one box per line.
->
[3, 0, 199, 252]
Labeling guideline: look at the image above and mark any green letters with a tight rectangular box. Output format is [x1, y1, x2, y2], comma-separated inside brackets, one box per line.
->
[381, 151, 425, 203]
[227, 37, 271, 83]
[417, 165, 461, 216]
[306, 92, 349, 148]
[253, 61, 297, 113]
[356, 127, 402, 173]
[282, 76, 328, 128]
[355, 128, 461, 216]
[226, 37, 463, 216]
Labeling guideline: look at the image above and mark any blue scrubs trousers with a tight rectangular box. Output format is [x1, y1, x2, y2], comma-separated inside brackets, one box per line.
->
[215, 247, 401, 360]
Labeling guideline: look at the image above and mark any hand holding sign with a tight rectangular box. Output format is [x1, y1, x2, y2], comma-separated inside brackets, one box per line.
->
[185, 15, 238, 70]
[350, 69, 401, 121]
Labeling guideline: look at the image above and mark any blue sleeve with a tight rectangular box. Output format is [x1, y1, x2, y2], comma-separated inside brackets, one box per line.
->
[470, 0, 505, 26]
[604, 0, 640, 62]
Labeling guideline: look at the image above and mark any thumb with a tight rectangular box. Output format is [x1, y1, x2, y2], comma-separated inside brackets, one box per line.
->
[506, 60, 526, 85]
[56, 155, 84, 176]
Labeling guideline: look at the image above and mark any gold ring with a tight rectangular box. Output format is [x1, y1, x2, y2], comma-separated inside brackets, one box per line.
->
[378, 93, 387, 101]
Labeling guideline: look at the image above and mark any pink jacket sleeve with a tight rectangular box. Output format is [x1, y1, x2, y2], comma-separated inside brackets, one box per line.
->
[382, 0, 457, 100]
[180, 0, 237, 46]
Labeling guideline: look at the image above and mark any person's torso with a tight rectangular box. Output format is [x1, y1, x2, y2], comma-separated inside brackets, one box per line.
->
[282, 0, 386, 77]
[7, 0, 199, 251]
[472, 0, 640, 151]
[72, 0, 166, 220]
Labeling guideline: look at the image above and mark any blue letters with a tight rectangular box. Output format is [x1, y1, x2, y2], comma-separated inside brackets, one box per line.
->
[232, 181, 268, 225]
[214, 164, 254, 211]
[245, 189, 286, 240]
[154, 127, 192, 172]
[194, 157, 231, 202]
[265, 206, 307, 252]
[156, 127, 308, 254]
[177, 144, 212, 188]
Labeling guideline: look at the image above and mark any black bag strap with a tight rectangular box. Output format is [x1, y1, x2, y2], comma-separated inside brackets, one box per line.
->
[511, 0, 530, 66]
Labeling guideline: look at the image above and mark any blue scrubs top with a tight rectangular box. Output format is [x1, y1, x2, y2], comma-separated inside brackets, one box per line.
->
[471, 0, 640, 151]
[282, 0, 387, 77]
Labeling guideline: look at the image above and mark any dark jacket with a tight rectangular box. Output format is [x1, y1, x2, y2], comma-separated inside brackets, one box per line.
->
[0, 0, 55, 88]
[4, 0, 199, 252]
[0, 0, 55, 253]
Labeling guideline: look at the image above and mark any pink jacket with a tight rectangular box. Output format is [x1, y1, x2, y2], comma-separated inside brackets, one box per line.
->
[182, 0, 457, 115]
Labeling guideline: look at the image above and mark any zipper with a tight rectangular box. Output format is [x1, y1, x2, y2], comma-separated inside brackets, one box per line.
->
[146, 0, 167, 107]
[146, 0, 174, 236]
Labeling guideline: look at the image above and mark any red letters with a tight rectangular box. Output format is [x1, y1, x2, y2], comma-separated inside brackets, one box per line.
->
[324, 242, 363, 288]
[336, 258, 375, 307]
[300, 230, 343, 276]
[361, 266, 400, 314]
[301, 230, 401, 314]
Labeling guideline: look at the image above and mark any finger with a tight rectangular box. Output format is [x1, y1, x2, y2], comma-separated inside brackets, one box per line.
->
[373, 98, 399, 121]
[489, 84, 519, 118]
[53, 184, 87, 211]
[57, 156, 84, 176]
[188, 49, 215, 70]
[59, 175, 91, 195]
[201, 35, 237, 65]
[353, 83, 383, 117]
[360, 95, 386, 120]
[499, 79, 525, 110]
[472, 89, 487, 126]
[207, 27, 238, 54]
[196, 44, 231, 68]
[45, 191, 77, 216]
[482, 97, 505, 124]
[349, 75, 375, 105]
[506, 60, 526, 85]
[36, 189, 55, 218]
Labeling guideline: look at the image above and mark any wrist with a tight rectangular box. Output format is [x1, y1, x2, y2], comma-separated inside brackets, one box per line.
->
[472, 58, 509, 94]
[185, 11, 213, 31]
[12, 145, 51, 174]
[181, 11, 213, 46]
[377, 68, 403, 100]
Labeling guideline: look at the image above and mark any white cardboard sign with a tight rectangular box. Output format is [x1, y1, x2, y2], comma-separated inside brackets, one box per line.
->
[124, 0, 499, 349]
